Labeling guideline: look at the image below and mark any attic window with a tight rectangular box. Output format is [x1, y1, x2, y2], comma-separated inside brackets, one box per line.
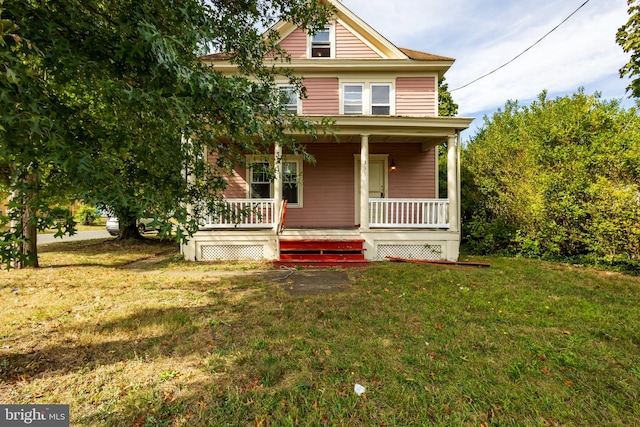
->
[311, 27, 331, 58]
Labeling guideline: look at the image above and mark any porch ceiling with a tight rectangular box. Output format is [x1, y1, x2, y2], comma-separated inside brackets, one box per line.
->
[292, 115, 474, 148]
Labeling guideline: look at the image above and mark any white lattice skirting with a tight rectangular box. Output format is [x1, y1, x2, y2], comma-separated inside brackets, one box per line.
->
[376, 244, 443, 261]
[200, 245, 264, 261]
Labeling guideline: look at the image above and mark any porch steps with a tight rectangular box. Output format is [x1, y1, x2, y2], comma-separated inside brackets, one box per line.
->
[276, 239, 368, 267]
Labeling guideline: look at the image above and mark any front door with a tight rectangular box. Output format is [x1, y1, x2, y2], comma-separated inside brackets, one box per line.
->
[355, 156, 388, 224]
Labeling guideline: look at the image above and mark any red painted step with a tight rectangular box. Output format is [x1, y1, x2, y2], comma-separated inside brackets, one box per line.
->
[278, 238, 368, 267]
[280, 253, 365, 261]
[279, 239, 365, 251]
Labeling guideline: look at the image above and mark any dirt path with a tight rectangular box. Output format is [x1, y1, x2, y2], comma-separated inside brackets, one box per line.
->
[122, 253, 361, 295]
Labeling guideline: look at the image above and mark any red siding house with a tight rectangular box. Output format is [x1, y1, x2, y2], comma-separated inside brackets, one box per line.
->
[181, 0, 473, 265]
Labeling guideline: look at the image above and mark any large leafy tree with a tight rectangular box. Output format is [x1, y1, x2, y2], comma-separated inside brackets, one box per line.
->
[618, 0, 640, 97]
[1, 0, 332, 267]
[462, 90, 640, 269]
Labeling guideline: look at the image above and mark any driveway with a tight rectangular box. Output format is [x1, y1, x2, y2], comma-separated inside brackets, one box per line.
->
[38, 230, 112, 245]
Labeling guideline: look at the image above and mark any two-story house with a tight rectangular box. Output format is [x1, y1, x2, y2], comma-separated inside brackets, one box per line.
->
[181, 0, 473, 266]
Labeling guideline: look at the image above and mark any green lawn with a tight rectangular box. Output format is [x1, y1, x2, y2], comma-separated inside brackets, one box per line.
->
[1, 239, 639, 426]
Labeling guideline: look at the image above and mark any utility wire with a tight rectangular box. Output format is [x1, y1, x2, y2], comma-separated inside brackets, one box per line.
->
[451, 0, 591, 92]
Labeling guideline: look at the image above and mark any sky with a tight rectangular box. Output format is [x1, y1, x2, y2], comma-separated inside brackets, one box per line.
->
[341, 0, 634, 139]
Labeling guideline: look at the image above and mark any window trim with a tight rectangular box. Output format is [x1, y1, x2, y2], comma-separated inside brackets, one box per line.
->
[342, 83, 364, 115]
[309, 25, 334, 59]
[340, 81, 395, 115]
[246, 155, 303, 208]
[370, 83, 392, 115]
[277, 84, 300, 114]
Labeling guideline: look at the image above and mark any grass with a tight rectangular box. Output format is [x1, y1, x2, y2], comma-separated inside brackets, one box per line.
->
[1, 239, 640, 426]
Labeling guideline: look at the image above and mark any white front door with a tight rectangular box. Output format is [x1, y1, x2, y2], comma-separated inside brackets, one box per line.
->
[354, 156, 388, 224]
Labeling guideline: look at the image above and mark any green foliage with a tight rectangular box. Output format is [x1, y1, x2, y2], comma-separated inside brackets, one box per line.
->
[0, 0, 333, 267]
[462, 90, 640, 270]
[436, 79, 458, 198]
[74, 205, 99, 226]
[618, 0, 640, 97]
[438, 77, 458, 117]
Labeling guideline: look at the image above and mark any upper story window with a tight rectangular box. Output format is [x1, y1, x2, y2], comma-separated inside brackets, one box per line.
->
[343, 84, 363, 115]
[342, 82, 393, 115]
[371, 84, 391, 115]
[278, 85, 298, 114]
[311, 26, 332, 58]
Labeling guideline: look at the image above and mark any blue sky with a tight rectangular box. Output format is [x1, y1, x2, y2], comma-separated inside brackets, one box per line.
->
[341, 0, 634, 140]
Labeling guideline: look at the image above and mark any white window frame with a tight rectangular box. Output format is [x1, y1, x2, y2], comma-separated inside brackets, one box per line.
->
[370, 83, 392, 115]
[340, 81, 395, 115]
[342, 83, 364, 115]
[309, 25, 334, 59]
[246, 155, 303, 208]
[277, 84, 300, 114]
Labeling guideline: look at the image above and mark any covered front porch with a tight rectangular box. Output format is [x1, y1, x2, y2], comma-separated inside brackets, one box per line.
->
[181, 115, 472, 263]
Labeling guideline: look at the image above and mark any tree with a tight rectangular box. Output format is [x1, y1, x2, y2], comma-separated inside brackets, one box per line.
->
[462, 90, 640, 270]
[1, 0, 333, 268]
[437, 77, 459, 198]
[438, 77, 459, 117]
[618, 0, 640, 97]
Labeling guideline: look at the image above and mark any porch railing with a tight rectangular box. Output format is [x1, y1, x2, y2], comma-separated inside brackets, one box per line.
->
[200, 199, 276, 228]
[369, 198, 449, 228]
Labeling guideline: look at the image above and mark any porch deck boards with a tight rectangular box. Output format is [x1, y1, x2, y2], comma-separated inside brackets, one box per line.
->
[276, 238, 368, 268]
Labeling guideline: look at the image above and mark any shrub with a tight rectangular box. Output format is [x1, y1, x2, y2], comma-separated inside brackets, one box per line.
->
[74, 205, 99, 225]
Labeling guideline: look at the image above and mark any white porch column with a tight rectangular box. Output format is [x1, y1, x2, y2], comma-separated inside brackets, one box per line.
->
[273, 143, 283, 232]
[359, 134, 370, 230]
[447, 134, 460, 232]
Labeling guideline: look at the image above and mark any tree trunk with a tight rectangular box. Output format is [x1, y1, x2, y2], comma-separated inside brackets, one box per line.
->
[22, 202, 38, 268]
[13, 173, 39, 268]
[117, 210, 143, 240]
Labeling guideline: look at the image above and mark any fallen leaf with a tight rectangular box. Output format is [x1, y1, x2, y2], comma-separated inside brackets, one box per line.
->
[564, 380, 573, 387]
[540, 367, 551, 375]
[324, 349, 331, 355]
[561, 330, 571, 335]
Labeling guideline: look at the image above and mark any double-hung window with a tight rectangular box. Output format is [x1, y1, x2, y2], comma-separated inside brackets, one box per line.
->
[311, 26, 331, 58]
[282, 161, 299, 205]
[371, 84, 391, 115]
[278, 85, 298, 114]
[342, 82, 393, 115]
[250, 161, 271, 199]
[248, 157, 302, 207]
[343, 84, 364, 115]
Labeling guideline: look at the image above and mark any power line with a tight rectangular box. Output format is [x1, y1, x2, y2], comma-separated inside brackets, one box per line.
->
[451, 0, 592, 92]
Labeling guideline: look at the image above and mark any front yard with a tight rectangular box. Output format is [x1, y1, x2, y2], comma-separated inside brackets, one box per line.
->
[1, 239, 639, 425]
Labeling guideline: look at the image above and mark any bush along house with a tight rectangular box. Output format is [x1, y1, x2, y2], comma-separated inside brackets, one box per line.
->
[181, 0, 473, 266]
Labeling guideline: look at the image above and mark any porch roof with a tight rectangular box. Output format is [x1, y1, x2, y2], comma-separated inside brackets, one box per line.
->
[291, 115, 474, 148]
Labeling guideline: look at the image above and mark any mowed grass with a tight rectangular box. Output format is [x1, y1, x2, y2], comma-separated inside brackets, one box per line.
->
[1, 239, 640, 426]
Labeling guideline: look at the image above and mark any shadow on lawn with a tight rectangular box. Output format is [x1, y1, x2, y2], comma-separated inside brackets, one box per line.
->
[0, 301, 241, 383]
